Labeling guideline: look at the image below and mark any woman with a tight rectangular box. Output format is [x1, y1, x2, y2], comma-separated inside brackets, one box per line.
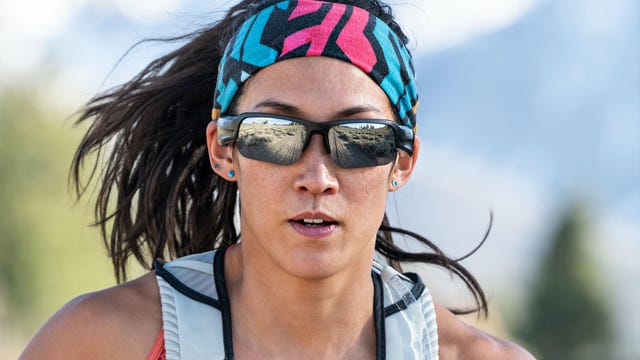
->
[20, 0, 533, 358]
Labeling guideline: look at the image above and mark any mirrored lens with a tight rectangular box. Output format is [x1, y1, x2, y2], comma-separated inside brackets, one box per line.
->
[236, 117, 307, 165]
[328, 123, 397, 168]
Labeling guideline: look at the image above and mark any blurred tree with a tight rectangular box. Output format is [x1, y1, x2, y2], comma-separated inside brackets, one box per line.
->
[0, 88, 41, 318]
[0, 85, 114, 334]
[516, 204, 613, 359]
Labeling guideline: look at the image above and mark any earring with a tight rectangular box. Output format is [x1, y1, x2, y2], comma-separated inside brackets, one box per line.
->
[391, 179, 398, 188]
[214, 163, 220, 169]
[228, 170, 235, 178]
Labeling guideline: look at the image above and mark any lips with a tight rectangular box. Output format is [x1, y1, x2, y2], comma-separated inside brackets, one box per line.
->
[290, 213, 338, 225]
[289, 213, 339, 238]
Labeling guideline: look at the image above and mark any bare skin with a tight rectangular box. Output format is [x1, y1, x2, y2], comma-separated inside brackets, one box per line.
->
[21, 58, 534, 359]
[20, 273, 162, 360]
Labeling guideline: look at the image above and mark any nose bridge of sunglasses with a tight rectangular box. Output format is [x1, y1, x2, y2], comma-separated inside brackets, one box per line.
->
[303, 130, 332, 157]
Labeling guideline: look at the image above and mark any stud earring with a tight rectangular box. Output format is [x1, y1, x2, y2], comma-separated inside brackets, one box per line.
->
[228, 170, 235, 178]
[214, 163, 220, 169]
[392, 179, 398, 188]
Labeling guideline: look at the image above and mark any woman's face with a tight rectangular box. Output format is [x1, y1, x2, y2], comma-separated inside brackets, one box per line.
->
[208, 57, 418, 280]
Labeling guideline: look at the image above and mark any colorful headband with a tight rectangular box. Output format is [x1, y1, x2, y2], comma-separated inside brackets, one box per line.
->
[212, 0, 419, 128]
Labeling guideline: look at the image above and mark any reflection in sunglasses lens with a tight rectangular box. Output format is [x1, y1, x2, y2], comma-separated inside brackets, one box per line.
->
[330, 124, 396, 168]
[238, 119, 306, 165]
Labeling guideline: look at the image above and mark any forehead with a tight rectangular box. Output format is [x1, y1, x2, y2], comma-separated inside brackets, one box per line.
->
[236, 57, 394, 119]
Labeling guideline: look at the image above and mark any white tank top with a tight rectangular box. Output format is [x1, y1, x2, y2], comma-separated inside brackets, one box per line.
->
[155, 249, 439, 359]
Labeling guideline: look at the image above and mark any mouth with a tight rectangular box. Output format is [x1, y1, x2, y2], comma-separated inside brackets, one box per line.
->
[289, 214, 339, 237]
[290, 218, 338, 227]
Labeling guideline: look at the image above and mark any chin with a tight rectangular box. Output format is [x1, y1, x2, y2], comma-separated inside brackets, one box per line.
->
[280, 247, 360, 280]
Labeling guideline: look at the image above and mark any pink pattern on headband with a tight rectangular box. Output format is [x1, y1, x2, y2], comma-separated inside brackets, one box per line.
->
[288, 0, 322, 19]
[282, 3, 346, 56]
[336, 7, 375, 72]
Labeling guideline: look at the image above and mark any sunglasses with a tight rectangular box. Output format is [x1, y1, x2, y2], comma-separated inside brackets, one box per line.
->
[217, 112, 414, 169]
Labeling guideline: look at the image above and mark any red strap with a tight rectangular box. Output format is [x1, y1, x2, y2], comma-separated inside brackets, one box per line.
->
[146, 329, 166, 360]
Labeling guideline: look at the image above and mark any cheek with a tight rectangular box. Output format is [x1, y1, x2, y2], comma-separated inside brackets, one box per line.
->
[340, 168, 391, 216]
[235, 160, 282, 213]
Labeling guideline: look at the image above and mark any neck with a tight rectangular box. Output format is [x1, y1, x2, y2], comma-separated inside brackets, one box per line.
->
[224, 244, 377, 359]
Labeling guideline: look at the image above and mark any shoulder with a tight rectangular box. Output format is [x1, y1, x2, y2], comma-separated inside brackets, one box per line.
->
[434, 304, 535, 360]
[20, 272, 162, 360]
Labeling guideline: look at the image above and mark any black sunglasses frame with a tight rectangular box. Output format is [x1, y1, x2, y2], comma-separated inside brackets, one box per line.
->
[217, 112, 415, 166]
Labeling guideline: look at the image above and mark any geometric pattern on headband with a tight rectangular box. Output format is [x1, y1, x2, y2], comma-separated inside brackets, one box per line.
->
[212, 0, 419, 128]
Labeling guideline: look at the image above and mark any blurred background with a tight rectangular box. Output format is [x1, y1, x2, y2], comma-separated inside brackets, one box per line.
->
[0, 0, 637, 358]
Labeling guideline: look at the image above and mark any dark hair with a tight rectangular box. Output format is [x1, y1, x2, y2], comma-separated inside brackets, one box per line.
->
[71, 0, 488, 316]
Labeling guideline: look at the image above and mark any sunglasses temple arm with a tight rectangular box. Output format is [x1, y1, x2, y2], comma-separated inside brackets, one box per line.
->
[217, 116, 240, 146]
[398, 125, 415, 155]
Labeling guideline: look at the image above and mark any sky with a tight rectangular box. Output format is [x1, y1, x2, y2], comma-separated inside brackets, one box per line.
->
[0, 0, 537, 79]
[1, 0, 638, 355]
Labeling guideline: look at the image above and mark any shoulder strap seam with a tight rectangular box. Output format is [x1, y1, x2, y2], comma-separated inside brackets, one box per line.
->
[213, 249, 235, 360]
[372, 271, 386, 360]
[383, 272, 425, 317]
[154, 259, 221, 309]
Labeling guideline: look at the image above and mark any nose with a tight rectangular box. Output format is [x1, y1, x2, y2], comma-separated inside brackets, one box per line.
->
[293, 134, 339, 195]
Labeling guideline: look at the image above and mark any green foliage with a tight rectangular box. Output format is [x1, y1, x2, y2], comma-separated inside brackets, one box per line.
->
[0, 88, 42, 316]
[516, 204, 613, 359]
[0, 86, 114, 333]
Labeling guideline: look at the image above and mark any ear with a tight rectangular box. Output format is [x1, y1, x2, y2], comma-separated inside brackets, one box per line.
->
[388, 136, 420, 191]
[206, 121, 236, 181]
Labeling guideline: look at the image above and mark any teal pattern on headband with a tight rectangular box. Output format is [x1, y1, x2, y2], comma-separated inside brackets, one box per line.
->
[212, 0, 419, 128]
